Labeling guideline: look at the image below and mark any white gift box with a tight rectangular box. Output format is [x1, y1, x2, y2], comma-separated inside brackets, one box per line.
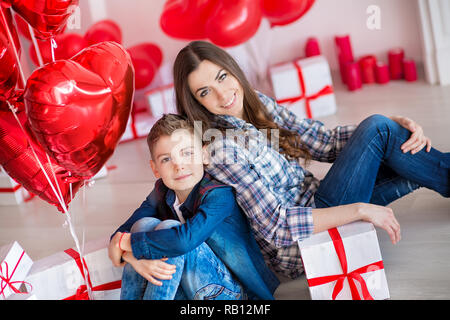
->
[91, 166, 108, 181]
[0, 241, 33, 300]
[270, 55, 337, 119]
[0, 169, 33, 205]
[6, 293, 37, 300]
[24, 237, 123, 300]
[120, 110, 158, 143]
[144, 84, 177, 118]
[298, 221, 390, 300]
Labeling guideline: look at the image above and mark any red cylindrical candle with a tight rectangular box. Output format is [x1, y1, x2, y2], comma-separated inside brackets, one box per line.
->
[335, 35, 354, 84]
[403, 59, 417, 82]
[358, 55, 377, 84]
[375, 62, 390, 84]
[305, 37, 321, 57]
[388, 48, 404, 80]
[345, 62, 362, 91]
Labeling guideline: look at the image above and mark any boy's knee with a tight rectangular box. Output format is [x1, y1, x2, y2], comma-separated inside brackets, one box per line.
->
[155, 219, 181, 231]
[130, 217, 161, 233]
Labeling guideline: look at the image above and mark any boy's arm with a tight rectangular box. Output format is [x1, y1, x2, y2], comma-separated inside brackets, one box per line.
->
[124, 187, 238, 260]
[110, 187, 159, 240]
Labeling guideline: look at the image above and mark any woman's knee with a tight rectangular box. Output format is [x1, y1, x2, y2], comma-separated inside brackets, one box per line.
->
[359, 114, 393, 132]
[154, 219, 181, 231]
[130, 217, 161, 233]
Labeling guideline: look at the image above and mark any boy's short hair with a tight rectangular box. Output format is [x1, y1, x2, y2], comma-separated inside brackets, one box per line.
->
[147, 113, 195, 159]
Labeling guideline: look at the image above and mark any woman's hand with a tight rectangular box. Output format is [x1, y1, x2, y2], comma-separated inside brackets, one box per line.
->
[389, 116, 432, 154]
[122, 252, 177, 286]
[358, 203, 401, 245]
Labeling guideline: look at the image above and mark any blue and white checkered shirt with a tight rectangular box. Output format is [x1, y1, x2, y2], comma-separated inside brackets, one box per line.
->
[205, 92, 356, 278]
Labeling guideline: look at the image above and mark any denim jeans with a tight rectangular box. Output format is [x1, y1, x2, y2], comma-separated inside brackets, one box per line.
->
[314, 114, 450, 208]
[120, 217, 246, 300]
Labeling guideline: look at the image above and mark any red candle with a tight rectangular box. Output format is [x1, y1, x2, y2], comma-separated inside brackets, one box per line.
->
[375, 62, 390, 84]
[335, 35, 354, 84]
[403, 59, 417, 82]
[388, 48, 404, 80]
[358, 55, 377, 84]
[305, 37, 321, 57]
[345, 62, 362, 91]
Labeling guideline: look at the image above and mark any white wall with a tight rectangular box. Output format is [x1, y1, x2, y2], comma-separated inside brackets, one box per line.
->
[73, 0, 422, 90]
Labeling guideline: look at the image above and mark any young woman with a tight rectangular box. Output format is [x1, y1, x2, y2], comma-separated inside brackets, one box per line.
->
[172, 40, 449, 279]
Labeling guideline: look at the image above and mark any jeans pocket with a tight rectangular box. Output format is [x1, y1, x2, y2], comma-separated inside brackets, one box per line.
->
[194, 283, 242, 300]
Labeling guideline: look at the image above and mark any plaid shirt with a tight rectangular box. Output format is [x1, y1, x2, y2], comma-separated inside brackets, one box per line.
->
[205, 92, 356, 278]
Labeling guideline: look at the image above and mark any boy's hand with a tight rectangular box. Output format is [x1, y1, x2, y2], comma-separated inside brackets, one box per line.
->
[108, 232, 125, 267]
[122, 252, 177, 286]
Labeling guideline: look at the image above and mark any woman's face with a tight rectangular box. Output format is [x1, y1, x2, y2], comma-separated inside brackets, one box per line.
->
[187, 60, 244, 119]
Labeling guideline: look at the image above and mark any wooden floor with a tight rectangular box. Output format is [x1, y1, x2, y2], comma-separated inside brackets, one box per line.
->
[1, 72, 449, 300]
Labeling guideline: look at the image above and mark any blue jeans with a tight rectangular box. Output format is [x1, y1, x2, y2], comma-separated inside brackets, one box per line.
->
[120, 217, 245, 300]
[314, 115, 450, 208]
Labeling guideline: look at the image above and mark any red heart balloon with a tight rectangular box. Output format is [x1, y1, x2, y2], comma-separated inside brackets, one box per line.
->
[0, 6, 21, 100]
[262, 0, 315, 27]
[9, 0, 79, 39]
[160, 0, 217, 40]
[127, 43, 163, 68]
[84, 19, 122, 46]
[0, 106, 83, 212]
[205, 0, 262, 47]
[24, 41, 135, 179]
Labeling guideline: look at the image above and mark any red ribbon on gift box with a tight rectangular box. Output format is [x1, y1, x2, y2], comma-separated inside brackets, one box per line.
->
[0, 184, 35, 202]
[276, 61, 334, 119]
[63, 248, 121, 300]
[306, 227, 384, 300]
[0, 250, 32, 299]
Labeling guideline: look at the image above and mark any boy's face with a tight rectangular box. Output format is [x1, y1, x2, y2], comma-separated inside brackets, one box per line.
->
[150, 129, 208, 196]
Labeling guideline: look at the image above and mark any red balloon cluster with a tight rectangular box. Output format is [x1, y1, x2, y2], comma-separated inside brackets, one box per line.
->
[127, 43, 163, 89]
[25, 19, 122, 66]
[0, 3, 136, 211]
[160, 0, 315, 47]
[22, 17, 162, 90]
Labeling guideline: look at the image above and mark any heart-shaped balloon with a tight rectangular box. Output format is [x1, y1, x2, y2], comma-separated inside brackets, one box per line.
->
[0, 6, 21, 100]
[84, 19, 122, 46]
[205, 0, 263, 47]
[9, 0, 79, 39]
[24, 41, 135, 179]
[0, 105, 83, 212]
[262, 0, 315, 27]
[160, 0, 217, 40]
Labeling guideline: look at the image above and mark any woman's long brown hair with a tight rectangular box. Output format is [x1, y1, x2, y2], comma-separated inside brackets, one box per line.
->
[173, 40, 310, 163]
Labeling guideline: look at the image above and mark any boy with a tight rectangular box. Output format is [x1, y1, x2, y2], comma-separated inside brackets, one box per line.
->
[108, 114, 279, 300]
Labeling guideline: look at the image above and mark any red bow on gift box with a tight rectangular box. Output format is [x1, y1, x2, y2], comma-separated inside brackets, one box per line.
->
[0, 250, 32, 299]
[306, 227, 384, 300]
[276, 61, 334, 119]
[63, 248, 121, 300]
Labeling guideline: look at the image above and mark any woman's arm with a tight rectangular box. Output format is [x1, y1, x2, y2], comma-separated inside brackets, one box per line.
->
[257, 92, 356, 163]
[312, 202, 401, 244]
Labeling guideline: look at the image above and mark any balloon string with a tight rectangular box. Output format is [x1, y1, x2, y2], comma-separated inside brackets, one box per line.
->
[0, 7, 26, 87]
[28, 25, 44, 67]
[50, 38, 57, 63]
